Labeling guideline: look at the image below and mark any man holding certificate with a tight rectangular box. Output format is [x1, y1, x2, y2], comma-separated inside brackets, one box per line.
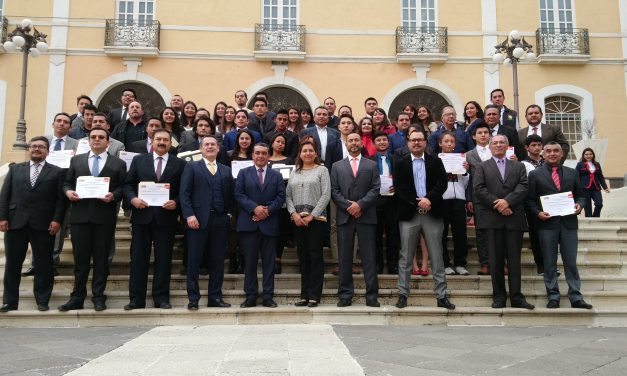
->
[59, 128, 126, 312]
[123, 129, 185, 310]
[525, 142, 592, 309]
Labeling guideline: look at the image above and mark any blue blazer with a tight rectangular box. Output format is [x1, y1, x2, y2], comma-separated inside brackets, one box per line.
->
[222, 129, 262, 151]
[179, 160, 234, 229]
[575, 161, 608, 191]
[234, 165, 286, 236]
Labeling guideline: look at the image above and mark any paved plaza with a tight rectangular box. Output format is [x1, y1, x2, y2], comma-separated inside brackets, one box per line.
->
[1, 325, 627, 375]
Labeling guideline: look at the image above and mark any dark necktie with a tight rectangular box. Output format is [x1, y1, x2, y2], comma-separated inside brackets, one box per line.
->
[31, 163, 40, 187]
[54, 139, 62, 151]
[121, 107, 127, 121]
[258, 168, 264, 186]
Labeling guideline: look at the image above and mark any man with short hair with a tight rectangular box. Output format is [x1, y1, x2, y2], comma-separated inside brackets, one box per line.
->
[127, 117, 164, 154]
[108, 88, 137, 129]
[299, 106, 341, 171]
[222, 109, 262, 152]
[394, 129, 455, 310]
[248, 96, 275, 136]
[526, 142, 592, 309]
[483, 104, 525, 160]
[427, 106, 474, 154]
[490, 88, 518, 129]
[69, 104, 97, 140]
[364, 97, 378, 117]
[263, 109, 298, 160]
[473, 134, 534, 310]
[521, 134, 546, 275]
[331, 132, 381, 307]
[48, 112, 79, 153]
[389, 112, 412, 153]
[71, 95, 93, 129]
[123, 129, 186, 310]
[87, 113, 125, 157]
[170, 94, 184, 119]
[58, 128, 127, 312]
[324, 97, 339, 128]
[0, 137, 66, 312]
[518, 104, 570, 163]
[338, 105, 352, 116]
[234, 90, 252, 113]
[111, 101, 147, 149]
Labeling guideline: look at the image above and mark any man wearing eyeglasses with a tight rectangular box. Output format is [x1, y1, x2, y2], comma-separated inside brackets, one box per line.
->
[58, 128, 126, 312]
[0, 137, 66, 312]
[393, 129, 455, 310]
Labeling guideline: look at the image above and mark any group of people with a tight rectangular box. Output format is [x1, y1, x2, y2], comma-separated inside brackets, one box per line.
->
[0, 87, 605, 312]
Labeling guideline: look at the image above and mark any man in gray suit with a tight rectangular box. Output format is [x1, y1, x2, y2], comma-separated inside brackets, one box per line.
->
[517, 104, 570, 163]
[525, 142, 592, 309]
[86, 113, 125, 157]
[331, 132, 380, 307]
[473, 134, 534, 310]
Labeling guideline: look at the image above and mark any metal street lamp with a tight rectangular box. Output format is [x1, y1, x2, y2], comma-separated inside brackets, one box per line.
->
[3, 19, 48, 150]
[492, 30, 536, 130]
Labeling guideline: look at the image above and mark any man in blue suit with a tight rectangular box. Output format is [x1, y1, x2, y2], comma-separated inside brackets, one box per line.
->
[222, 110, 262, 152]
[180, 135, 235, 310]
[299, 107, 341, 171]
[235, 143, 286, 308]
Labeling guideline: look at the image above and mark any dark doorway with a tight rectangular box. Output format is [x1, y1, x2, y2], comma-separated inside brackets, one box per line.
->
[249, 86, 311, 111]
[389, 88, 450, 122]
[98, 82, 166, 119]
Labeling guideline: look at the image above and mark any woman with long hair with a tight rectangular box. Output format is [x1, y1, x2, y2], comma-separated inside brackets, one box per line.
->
[576, 148, 610, 217]
[212, 101, 228, 131]
[288, 107, 303, 133]
[221, 105, 237, 135]
[286, 140, 331, 307]
[417, 105, 438, 135]
[463, 100, 484, 131]
[403, 104, 420, 124]
[358, 117, 376, 157]
[268, 133, 294, 166]
[229, 129, 254, 163]
[181, 101, 198, 131]
[159, 106, 183, 143]
[372, 108, 396, 135]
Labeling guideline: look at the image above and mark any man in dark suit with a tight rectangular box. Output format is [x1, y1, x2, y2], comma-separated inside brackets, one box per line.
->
[179, 117, 230, 165]
[525, 142, 592, 309]
[234, 143, 285, 308]
[221, 110, 261, 152]
[69, 104, 97, 140]
[0, 137, 66, 312]
[123, 129, 186, 310]
[107, 88, 136, 130]
[393, 129, 455, 310]
[517, 104, 570, 163]
[299, 107, 341, 170]
[484, 105, 525, 160]
[490, 88, 518, 129]
[473, 134, 534, 310]
[58, 128, 127, 312]
[111, 101, 147, 150]
[331, 132, 380, 307]
[324, 97, 340, 129]
[179, 135, 234, 310]
[126, 117, 163, 154]
[247, 97, 275, 136]
[263, 109, 299, 160]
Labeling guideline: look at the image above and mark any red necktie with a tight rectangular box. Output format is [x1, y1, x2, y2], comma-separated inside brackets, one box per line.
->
[532, 127, 538, 135]
[552, 166, 561, 191]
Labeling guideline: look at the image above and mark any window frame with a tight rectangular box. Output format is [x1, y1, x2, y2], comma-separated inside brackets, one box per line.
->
[544, 95, 582, 159]
[261, 0, 299, 28]
[539, 0, 575, 33]
[401, 0, 437, 31]
[117, 0, 156, 27]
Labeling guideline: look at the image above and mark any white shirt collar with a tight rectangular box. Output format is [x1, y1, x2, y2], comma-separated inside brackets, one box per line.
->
[411, 153, 425, 161]
[154, 152, 169, 162]
[30, 160, 45, 167]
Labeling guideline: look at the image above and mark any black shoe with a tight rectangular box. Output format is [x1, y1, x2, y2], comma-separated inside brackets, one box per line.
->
[294, 299, 309, 307]
[207, 299, 231, 308]
[199, 267, 209, 276]
[547, 300, 560, 309]
[240, 299, 256, 308]
[366, 299, 380, 308]
[491, 301, 506, 309]
[263, 299, 278, 308]
[395, 295, 408, 309]
[124, 302, 144, 311]
[571, 300, 593, 309]
[437, 297, 456, 310]
[274, 260, 282, 275]
[337, 298, 352, 307]
[512, 301, 535, 310]
[58, 300, 83, 312]
[21, 267, 35, 277]
[157, 302, 172, 309]
[94, 302, 107, 311]
[37, 304, 49, 312]
[188, 301, 199, 311]
[307, 301, 318, 308]
[0, 304, 17, 313]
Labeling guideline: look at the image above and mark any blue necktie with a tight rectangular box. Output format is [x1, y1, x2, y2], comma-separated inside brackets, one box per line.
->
[92, 155, 100, 177]
[54, 139, 62, 151]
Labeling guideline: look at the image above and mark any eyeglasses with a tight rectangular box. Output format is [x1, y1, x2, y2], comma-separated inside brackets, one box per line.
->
[89, 135, 106, 140]
[29, 145, 48, 150]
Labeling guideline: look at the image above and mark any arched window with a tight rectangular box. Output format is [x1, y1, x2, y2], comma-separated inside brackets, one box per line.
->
[544, 95, 581, 159]
[249, 86, 310, 111]
[98, 82, 165, 119]
[389, 88, 450, 122]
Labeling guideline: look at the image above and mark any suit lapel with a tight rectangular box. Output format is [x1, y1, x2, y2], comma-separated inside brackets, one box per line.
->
[32, 163, 52, 189]
[487, 159, 504, 183]
[145, 154, 158, 181]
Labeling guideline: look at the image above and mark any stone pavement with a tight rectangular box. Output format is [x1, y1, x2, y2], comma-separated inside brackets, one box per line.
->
[2, 325, 627, 375]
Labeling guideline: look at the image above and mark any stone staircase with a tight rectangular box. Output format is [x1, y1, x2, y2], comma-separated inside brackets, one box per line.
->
[1, 217, 627, 327]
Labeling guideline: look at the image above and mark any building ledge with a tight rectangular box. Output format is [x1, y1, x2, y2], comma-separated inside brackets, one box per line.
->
[253, 50, 305, 62]
[104, 46, 159, 58]
[536, 53, 590, 64]
[396, 52, 448, 64]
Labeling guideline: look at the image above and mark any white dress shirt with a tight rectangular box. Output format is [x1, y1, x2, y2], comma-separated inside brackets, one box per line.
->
[153, 152, 169, 172]
[315, 126, 328, 161]
[88, 151, 108, 176]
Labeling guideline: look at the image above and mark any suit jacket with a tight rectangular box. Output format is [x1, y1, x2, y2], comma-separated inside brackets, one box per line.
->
[247, 112, 276, 136]
[222, 129, 262, 151]
[525, 164, 586, 230]
[79, 136, 125, 157]
[0, 162, 66, 231]
[517, 123, 570, 162]
[473, 158, 528, 231]
[63, 153, 127, 225]
[123, 153, 186, 226]
[299, 126, 341, 170]
[575, 161, 608, 191]
[492, 124, 525, 160]
[178, 139, 229, 165]
[234, 165, 286, 236]
[179, 159, 234, 229]
[46, 135, 79, 152]
[127, 139, 152, 154]
[501, 106, 518, 129]
[107, 107, 126, 130]
[330, 157, 380, 226]
[180, 130, 223, 146]
[393, 153, 447, 221]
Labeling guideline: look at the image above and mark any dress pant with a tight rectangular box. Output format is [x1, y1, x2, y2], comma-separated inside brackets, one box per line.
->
[294, 220, 325, 302]
[475, 227, 489, 267]
[583, 189, 603, 217]
[485, 228, 525, 305]
[53, 208, 71, 265]
[397, 212, 447, 299]
[129, 220, 176, 307]
[276, 208, 291, 259]
[538, 224, 584, 304]
[3, 226, 55, 307]
[337, 219, 378, 301]
[186, 213, 229, 303]
[69, 222, 115, 304]
[524, 208, 544, 269]
[375, 197, 400, 273]
[239, 230, 277, 301]
[441, 199, 468, 268]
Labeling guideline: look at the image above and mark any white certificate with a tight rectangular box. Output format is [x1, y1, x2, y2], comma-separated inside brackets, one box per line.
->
[75, 176, 110, 199]
[540, 191, 576, 217]
[438, 153, 466, 174]
[231, 160, 254, 178]
[46, 150, 74, 168]
[119, 151, 140, 171]
[138, 182, 170, 206]
[380, 175, 394, 196]
[75, 139, 91, 155]
[271, 164, 295, 180]
[506, 146, 515, 159]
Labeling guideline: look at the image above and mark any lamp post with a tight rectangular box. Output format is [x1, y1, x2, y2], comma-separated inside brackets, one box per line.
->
[3, 19, 48, 150]
[492, 30, 536, 130]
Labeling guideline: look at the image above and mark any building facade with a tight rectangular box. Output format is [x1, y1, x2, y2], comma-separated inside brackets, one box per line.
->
[0, 0, 625, 178]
